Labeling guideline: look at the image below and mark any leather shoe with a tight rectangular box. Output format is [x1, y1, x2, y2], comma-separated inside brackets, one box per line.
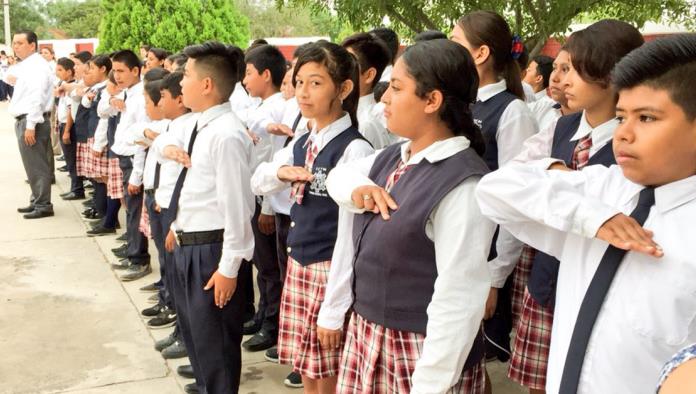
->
[17, 205, 35, 213]
[161, 339, 187, 359]
[154, 331, 177, 351]
[242, 330, 277, 352]
[110, 259, 131, 270]
[86, 226, 116, 237]
[177, 365, 195, 379]
[24, 210, 54, 219]
[119, 264, 151, 281]
[184, 383, 199, 394]
[62, 192, 85, 201]
[243, 319, 262, 336]
[59, 191, 72, 198]
[111, 244, 127, 254]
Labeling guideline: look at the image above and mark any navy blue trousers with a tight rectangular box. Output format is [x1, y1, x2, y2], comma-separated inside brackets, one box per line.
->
[119, 156, 149, 265]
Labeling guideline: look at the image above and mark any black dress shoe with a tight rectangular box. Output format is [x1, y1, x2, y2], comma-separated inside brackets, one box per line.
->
[177, 365, 195, 379]
[62, 192, 86, 201]
[243, 319, 262, 336]
[17, 205, 35, 213]
[139, 282, 159, 293]
[24, 210, 55, 219]
[59, 191, 72, 198]
[119, 264, 151, 281]
[184, 383, 199, 394]
[111, 244, 127, 254]
[86, 226, 116, 237]
[154, 331, 177, 351]
[242, 330, 277, 352]
[110, 259, 131, 270]
[116, 233, 128, 242]
[83, 210, 103, 220]
[161, 339, 187, 359]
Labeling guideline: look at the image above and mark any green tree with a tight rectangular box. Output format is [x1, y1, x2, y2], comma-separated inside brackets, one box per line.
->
[45, 0, 103, 38]
[0, 0, 47, 38]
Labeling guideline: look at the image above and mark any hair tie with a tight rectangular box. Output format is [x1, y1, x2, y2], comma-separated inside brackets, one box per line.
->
[511, 35, 524, 60]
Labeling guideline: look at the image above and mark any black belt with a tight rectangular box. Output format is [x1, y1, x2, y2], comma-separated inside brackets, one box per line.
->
[14, 112, 50, 121]
[176, 229, 224, 246]
[144, 189, 155, 196]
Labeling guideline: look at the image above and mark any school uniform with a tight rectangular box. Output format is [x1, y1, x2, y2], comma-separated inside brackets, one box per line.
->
[250, 113, 373, 379]
[321, 137, 494, 393]
[73, 85, 93, 179]
[471, 79, 538, 360]
[522, 81, 537, 103]
[152, 103, 255, 394]
[357, 94, 398, 149]
[528, 90, 561, 132]
[229, 81, 262, 126]
[104, 91, 125, 201]
[506, 112, 618, 390]
[80, 81, 108, 180]
[56, 82, 83, 196]
[476, 162, 696, 394]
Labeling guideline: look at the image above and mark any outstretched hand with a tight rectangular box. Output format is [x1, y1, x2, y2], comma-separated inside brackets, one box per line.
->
[596, 213, 663, 257]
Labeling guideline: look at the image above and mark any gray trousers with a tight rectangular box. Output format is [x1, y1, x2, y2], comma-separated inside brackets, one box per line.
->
[15, 116, 53, 211]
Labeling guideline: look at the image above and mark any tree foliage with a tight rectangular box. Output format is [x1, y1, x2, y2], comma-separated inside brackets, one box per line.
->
[0, 0, 47, 38]
[45, 0, 102, 38]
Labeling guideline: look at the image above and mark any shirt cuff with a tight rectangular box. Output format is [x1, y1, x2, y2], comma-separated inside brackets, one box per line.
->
[26, 120, 37, 130]
[217, 253, 247, 278]
[317, 307, 348, 330]
[574, 200, 621, 239]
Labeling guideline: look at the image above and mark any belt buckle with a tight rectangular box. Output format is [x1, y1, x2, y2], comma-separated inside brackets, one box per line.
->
[175, 231, 183, 246]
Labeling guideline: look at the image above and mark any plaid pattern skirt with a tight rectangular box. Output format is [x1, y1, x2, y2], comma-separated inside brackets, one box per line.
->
[511, 245, 536, 327]
[90, 139, 109, 179]
[278, 258, 344, 379]
[337, 312, 485, 394]
[107, 157, 124, 199]
[507, 287, 554, 390]
[76, 141, 92, 177]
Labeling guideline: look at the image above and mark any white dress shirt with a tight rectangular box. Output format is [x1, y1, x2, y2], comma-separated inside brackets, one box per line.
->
[153, 103, 255, 278]
[154, 113, 198, 210]
[522, 81, 537, 103]
[357, 94, 398, 149]
[477, 79, 539, 287]
[379, 64, 393, 83]
[528, 93, 561, 133]
[322, 137, 494, 394]
[8, 52, 53, 129]
[476, 161, 696, 394]
[111, 82, 151, 186]
[229, 82, 262, 125]
[141, 119, 171, 190]
[56, 87, 72, 125]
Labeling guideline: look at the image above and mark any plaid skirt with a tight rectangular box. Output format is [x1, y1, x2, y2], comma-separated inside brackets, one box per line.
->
[76, 141, 92, 177]
[278, 258, 344, 379]
[511, 245, 536, 327]
[507, 287, 554, 390]
[107, 157, 124, 199]
[338, 312, 485, 394]
[90, 139, 109, 179]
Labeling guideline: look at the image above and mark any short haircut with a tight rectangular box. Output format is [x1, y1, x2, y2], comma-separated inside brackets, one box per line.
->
[143, 67, 169, 84]
[88, 54, 112, 74]
[566, 19, 644, 87]
[373, 81, 389, 102]
[15, 30, 38, 49]
[369, 27, 399, 64]
[228, 45, 246, 83]
[111, 49, 142, 73]
[414, 30, 448, 42]
[342, 32, 391, 86]
[74, 50, 92, 64]
[244, 44, 287, 88]
[57, 57, 75, 73]
[183, 41, 243, 100]
[167, 53, 188, 69]
[612, 33, 696, 120]
[144, 79, 164, 105]
[160, 71, 184, 98]
[532, 55, 554, 88]
[149, 48, 169, 61]
[293, 42, 313, 60]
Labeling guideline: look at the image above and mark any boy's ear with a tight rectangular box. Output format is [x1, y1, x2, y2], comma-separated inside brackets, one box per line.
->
[339, 79, 354, 101]
[262, 69, 272, 83]
[363, 67, 378, 86]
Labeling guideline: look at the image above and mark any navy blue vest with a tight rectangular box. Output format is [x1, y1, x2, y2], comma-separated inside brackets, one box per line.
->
[352, 143, 488, 369]
[286, 127, 367, 266]
[527, 112, 616, 307]
[74, 100, 91, 143]
[106, 115, 119, 158]
[86, 87, 105, 139]
[472, 90, 518, 171]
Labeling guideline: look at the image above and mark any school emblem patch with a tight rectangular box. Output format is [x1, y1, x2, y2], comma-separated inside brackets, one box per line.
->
[309, 167, 329, 197]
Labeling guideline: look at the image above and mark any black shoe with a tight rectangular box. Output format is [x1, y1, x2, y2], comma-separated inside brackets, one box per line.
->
[116, 233, 128, 242]
[90, 220, 120, 230]
[111, 244, 127, 254]
[86, 226, 116, 237]
[17, 205, 35, 213]
[82, 209, 103, 220]
[57, 155, 65, 162]
[113, 249, 128, 259]
[161, 339, 187, 359]
[142, 303, 165, 317]
[264, 347, 279, 363]
[184, 383, 198, 394]
[242, 330, 276, 352]
[110, 258, 131, 270]
[58, 166, 68, 172]
[284, 372, 303, 388]
[243, 319, 262, 336]
[59, 191, 72, 198]
[24, 210, 54, 219]
[84, 183, 94, 189]
[120, 264, 151, 281]
[139, 282, 159, 293]
[147, 308, 177, 329]
[51, 178, 56, 185]
[154, 331, 177, 351]
[81, 199, 94, 207]
[62, 192, 85, 201]
[177, 365, 195, 379]
[147, 294, 159, 304]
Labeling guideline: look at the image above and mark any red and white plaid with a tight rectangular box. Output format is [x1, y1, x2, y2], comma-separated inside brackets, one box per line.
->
[384, 160, 412, 192]
[278, 257, 344, 379]
[511, 245, 536, 327]
[76, 141, 91, 177]
[139, 198, 151, 238]
[507, 287, 554, 390]
[292, 139, 318, 205]
[107, 157, 124, 199]
[90, 141, 109, 179]
[338, 312, 485, 394]
[571, 135, 592, 170]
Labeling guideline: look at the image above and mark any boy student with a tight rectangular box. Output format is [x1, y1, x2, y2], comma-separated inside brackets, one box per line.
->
[526, 55, 558, 133]
[109, 49, 152, 282]
[370, 27, 399, 83]
[154, 41, 255, 394]
[240, 43, 288, 353]
[342, 32, 397, 149]
[476, 33, 696, 394]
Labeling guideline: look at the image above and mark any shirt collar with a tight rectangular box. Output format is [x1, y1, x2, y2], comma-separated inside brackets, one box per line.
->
[617, 171, 696, 214]
[534, 90, 549, 101]
[90, 80, 107, 91]
[399, 136, 472, 165]
[359, 94, 376, 110]
[307, 113, 352, 151]
[571, 111, 619, 144]
[126, 81, 143, 97]
[262, 92, 284, 106]
[197, 102, 232, 131]
[477, 80, 507, 102]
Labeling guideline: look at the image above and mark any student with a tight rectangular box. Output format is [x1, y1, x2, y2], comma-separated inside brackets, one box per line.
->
[109, 49, 152, 282]
[147, 48, 168, 70]
[476, 33, 696, 394]
[342, 32, 396, 149]
[414, 29, 448, 42]
[547, 50, 573, 117]
[451, 9, 538, 365]
[250, 40, 373, 394]
[55, 58, 82, 201]
[240, 43, 288, 353]
[229, 45, 261, 124]
[165, 53, 187, 72]
[154, 41, 255, 394]
[280, 63, 293, 100]
[516, 44, 538, 103]
[319, 38, 493, 394]
[370, 27, 399, 83]
[524, 55, 554, 100]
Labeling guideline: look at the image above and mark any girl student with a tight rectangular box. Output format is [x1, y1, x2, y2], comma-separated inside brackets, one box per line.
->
[450, 10, 538, 366]
[146, 48, 168, 70]
[250, 40, 373, 394]
[319, 38, 494, 393]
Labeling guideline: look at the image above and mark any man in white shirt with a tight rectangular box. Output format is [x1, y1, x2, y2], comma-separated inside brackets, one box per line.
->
[10, 30, 55, 219]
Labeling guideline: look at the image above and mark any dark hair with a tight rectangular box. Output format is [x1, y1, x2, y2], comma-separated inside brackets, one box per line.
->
[401, 39, 485, 156]
[107, 70, 116, 85]
[532, 55, 554, 88]
[167, 53, 188, 70]
[143, 67, 169, 84]
[341, 32, 391, 88]
[457, 10, 525, 100]
[228, 45, 246, 84]
[111, 50, 142, 74]
[293, 42, 313, 60]
[245, 44, 287, 88]
[612, 33, 696, 120]
[183, 41, 243, 100]
[15, 30, 38, 49]
[149, 48, 169, 62]
[56, 57, 75, 74]
[88, 54, 112, 75]
[248, 39, 269, 52]
[140, 44, 151, 52]
[160, 71, 184, 98]
[144, 79, 164, 105]
[369, 27, 399, 64]
[1, 50, 6, 55]
[293, 40, 360, 127]
[515, 43, 529, 71]
[566, 19, 644, 88]
[414, 30, 448, 42]
[373, 81, 389, 102]
[74, 50, 93, 64]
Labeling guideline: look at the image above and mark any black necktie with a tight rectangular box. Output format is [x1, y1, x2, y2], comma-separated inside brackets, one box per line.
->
[167, 122, 199, 214]
[284, 111, 303, 148]
[114, 91, 127, 124]
[559, 186, 656, 393]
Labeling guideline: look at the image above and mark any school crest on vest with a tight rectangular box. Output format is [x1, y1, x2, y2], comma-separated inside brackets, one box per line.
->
[309, 166, 328, 196]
